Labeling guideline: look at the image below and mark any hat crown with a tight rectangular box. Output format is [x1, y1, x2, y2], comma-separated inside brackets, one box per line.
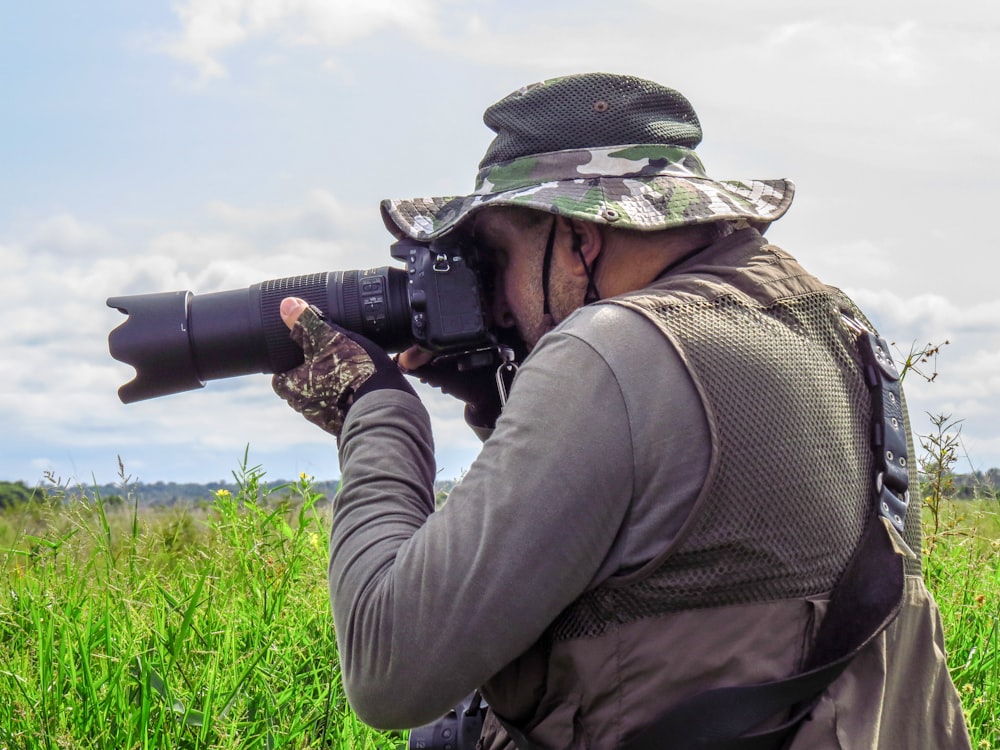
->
[480, 73, 703, 169]
[380, 72, 793, 242]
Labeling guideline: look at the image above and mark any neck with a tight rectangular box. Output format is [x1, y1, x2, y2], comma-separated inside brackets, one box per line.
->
[598, 223, 723, 296]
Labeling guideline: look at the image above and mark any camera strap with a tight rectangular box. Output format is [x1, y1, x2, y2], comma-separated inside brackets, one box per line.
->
[499, 317, 912, 750]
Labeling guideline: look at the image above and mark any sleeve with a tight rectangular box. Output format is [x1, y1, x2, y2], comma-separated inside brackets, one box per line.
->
[329, 329, 636, 729]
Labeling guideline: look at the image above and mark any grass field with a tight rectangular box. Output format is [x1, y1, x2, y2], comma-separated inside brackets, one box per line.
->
[1, 457, 997, 748]
[0, 466, 398, 749]
[922, 497, 1000, 748]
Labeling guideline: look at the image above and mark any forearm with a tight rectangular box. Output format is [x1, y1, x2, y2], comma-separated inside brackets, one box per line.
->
[328, 331, 637, 729]
[330, 387, 532, 729]
[330, 389, 438, 725]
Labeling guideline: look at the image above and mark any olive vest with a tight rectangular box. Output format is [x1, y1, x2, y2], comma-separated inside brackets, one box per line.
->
[477, 232, 964, 750]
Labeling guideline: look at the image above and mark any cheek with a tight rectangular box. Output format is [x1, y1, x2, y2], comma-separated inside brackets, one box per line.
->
[498, 261, 551, 348]
[491, 265, 517, 323]
[502, 261, 535, 309]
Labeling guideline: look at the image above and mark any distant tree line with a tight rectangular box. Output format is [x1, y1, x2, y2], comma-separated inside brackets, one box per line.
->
[944, 468, 1000, 501]
[0, 481, 38, 508]
[2, 470, 997, 510]
[0, 478, 343, 508]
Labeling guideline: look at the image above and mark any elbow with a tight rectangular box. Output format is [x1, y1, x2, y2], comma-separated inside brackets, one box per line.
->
[344, 677, 405, 730]
[337, 624, 465, 730]
[342, 669, 449, 730]
[337, 617, 450, 729]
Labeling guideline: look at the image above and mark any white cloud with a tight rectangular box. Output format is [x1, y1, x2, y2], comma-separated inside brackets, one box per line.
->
[848, 297, 1000, 473]
[27, 213, 115, 257]
[205, 189, 356, 266]
[761, 19, 923, 81]
[848, 289, 1000, 344]
[2, 243, 26, 276]
[164, 0, 442, 81]
[905, 361, 1000, 475]
[208, 188, 349, 231]
[798, 238, 898, 287]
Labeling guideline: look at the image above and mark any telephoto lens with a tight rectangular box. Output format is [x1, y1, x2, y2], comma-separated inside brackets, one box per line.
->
[107, 267, 410, 403]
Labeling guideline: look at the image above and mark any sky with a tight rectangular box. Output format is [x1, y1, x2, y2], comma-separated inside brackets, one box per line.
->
[2, 0, 999, 487]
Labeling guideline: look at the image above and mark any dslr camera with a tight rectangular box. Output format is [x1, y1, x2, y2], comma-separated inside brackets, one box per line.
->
[107, 238, 499, 403]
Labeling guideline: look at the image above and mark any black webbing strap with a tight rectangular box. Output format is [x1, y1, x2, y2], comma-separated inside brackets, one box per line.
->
[500, 320, 910, 750]
[620, 517, 904, 750]
[499, 715, 540, 750]
[854, 323, 911, 537]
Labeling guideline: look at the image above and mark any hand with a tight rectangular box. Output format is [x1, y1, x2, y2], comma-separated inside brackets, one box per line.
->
[401, 330, 526, 430]
[406, 352, 502, 428]
[271, 298, 414, 437]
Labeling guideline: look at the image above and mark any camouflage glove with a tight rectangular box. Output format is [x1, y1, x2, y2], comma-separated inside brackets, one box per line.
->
[272, 305, 415, 437]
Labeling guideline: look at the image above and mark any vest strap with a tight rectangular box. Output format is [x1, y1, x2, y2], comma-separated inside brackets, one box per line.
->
[853, 323, 910, 535]
[621, 514, 904, 750]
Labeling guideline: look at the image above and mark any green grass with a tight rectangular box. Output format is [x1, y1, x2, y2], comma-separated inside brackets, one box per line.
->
[0, 452, 998, 748]
[923, 499, 1000, 748]
[0, 463, 401, 749]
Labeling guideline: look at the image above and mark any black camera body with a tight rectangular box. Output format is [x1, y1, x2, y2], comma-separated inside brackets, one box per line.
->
[408, 691, 488, 750]
[389, 239, 488, 352]
[107, 239, 492, 403]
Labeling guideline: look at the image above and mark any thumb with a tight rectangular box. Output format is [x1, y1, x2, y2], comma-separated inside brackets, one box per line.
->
[397, 345, 434, 373]
[279, 297, 309, 331]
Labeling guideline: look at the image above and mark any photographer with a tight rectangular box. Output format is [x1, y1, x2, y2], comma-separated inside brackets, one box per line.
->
[272, 73, 970, 749]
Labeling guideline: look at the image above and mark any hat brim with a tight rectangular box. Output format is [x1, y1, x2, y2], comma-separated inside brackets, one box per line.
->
[381, 176, 794, 241]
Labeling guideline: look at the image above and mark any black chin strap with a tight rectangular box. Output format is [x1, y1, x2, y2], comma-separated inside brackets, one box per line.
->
[574, 230, 601, 305]
[540, 217, 601, 322]
[540, 217, 557, 321]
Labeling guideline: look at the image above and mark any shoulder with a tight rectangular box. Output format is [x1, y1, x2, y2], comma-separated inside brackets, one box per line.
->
[518, 300, 713, 577]
[537, 300, 667, 368]
[526, 299, 708, 448]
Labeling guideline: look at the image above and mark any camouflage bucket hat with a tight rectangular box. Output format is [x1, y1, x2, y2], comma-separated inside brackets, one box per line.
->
[380, 72, 794, 241]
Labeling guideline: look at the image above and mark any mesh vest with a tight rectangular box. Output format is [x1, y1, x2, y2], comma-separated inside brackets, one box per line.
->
[479, 234, 927, 749]
[551, 238, 923, 639]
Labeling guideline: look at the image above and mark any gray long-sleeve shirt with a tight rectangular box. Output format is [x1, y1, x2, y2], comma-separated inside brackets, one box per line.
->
[330, 298, 710, 729]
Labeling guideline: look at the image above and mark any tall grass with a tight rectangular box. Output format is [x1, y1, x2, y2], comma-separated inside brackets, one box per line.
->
[1, 428, 998, 747]
[926, 498, 1000, 748]
[0, 461, 400, 749]
[919, 414, 1000, 748]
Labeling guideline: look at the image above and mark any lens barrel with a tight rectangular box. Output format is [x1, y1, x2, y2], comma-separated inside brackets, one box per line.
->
[107, 267, 410, 403]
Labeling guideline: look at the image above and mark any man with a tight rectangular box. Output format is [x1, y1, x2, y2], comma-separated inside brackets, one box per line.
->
[272, 73, 971, 748]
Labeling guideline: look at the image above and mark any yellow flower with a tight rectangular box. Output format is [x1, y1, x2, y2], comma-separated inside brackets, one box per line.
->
[215, 488, 231, 499]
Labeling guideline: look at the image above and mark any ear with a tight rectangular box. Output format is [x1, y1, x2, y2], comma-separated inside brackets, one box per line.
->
[563, 218, 605, 276]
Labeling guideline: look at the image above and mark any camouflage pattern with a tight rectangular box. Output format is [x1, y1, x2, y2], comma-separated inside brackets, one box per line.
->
[380, 144, 794, 241]
[271, 306, 375, 438]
